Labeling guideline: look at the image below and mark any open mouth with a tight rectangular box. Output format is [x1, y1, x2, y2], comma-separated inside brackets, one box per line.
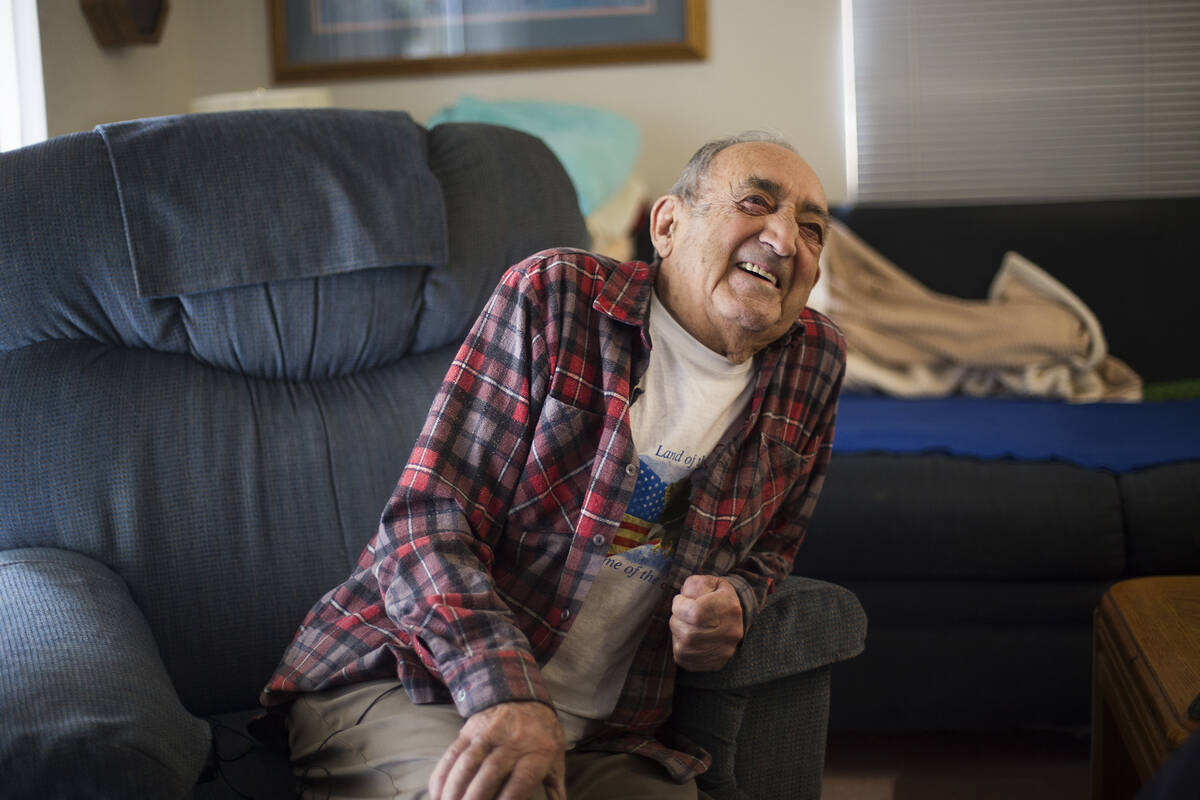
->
[736, 262, 779, 287]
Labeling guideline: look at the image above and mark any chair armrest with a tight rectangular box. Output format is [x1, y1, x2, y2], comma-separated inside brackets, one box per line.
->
[0, 547, 211, 799]
[680, 576, 867, 690]
[671, 577, 866, 800]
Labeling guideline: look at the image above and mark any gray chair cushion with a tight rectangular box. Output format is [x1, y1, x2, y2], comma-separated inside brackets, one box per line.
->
[98, 109, 448, 298]
[0, 548, 211, 798]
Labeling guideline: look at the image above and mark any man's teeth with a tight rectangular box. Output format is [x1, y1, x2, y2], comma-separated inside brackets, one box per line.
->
[737, 262, 778, 286]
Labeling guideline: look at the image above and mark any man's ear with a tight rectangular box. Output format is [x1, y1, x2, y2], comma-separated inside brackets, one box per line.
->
[648, 195, 681, 259]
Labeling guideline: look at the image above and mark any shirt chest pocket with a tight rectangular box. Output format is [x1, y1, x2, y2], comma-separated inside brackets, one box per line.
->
[706, 433, 815, 573]
[507, 395, 604, 541]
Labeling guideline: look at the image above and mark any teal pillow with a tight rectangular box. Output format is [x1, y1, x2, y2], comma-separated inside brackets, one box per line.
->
[430, 97, 640, 215]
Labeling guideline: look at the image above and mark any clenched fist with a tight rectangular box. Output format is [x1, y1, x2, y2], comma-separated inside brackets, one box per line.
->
[669, 574, 744, 671]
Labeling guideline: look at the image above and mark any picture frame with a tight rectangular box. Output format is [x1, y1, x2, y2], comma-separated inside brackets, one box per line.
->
[270, 0, 706, 82]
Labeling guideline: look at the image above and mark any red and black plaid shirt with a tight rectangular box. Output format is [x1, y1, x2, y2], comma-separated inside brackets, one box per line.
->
[262, 249, 845, 779]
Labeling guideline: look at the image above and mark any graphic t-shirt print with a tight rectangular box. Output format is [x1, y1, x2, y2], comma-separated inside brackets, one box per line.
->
[606, 455, 693, 585]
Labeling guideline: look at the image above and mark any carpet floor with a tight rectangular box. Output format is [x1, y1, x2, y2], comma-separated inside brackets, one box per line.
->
[821, 729, 1092, 800]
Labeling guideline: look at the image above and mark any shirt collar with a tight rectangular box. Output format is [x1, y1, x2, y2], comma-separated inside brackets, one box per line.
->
[593, 258, 655, 328]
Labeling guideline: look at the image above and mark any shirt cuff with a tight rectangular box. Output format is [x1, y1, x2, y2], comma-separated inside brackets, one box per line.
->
[720, 573, 766, 637]
[442, 648, 554, 718]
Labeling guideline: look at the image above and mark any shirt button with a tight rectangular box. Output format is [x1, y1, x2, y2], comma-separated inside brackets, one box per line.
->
[592, 534, 606, 547]
[561, 608, 571, 621]
[456, 689, 466, 701]
[626, 463, 638, 477]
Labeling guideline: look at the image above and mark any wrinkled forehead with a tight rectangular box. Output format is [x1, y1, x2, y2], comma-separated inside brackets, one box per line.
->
[706, 142, 828, 213]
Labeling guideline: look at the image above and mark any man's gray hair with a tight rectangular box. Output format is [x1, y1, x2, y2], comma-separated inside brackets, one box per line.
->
[669, 131, 798, 203]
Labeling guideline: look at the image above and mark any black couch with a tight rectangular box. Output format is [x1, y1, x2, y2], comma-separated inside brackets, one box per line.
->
[801, 198, 1200, 731]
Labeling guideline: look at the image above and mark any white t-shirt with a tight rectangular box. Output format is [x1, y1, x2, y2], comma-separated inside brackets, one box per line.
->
[541, 290, 756, 745]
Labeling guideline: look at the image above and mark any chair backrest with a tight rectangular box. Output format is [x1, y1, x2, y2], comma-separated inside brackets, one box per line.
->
[0, 110, 589, 715]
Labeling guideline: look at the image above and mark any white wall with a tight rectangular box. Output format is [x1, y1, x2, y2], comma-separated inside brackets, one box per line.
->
[38, 0, 193, 136]
[40, 0, 848, 201]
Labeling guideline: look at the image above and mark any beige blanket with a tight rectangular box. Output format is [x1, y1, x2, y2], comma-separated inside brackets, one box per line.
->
[808, 221, 1141, 401]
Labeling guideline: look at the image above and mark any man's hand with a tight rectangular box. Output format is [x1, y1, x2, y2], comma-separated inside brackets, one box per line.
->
[669, 575, 745, 672]
[429, 700, 565, 800]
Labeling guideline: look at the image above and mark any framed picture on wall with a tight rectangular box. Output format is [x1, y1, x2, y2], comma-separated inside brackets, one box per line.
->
[270, 0, 707, 81]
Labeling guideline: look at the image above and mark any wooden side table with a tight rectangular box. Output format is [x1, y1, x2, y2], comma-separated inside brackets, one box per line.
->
[1091, 576, 1200, 799]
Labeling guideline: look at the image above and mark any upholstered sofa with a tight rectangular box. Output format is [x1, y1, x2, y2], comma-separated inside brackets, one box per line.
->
[0, 110, 866, 799]
[800, 199, 1200, 732]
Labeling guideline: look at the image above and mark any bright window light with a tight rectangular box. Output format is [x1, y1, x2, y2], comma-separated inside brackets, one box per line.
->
[1, 0, 46, 153]
[840, 0, 858, 203]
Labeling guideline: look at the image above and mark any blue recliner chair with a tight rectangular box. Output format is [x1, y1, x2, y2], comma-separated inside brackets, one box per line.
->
[0, 109, 865, 799]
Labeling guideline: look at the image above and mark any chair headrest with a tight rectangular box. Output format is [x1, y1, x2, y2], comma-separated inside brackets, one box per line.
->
[97, 109, 448, 298]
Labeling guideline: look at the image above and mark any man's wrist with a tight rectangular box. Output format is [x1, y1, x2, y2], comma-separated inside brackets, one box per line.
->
[718, 573, 756, 638]
[444, 648, 552, 717]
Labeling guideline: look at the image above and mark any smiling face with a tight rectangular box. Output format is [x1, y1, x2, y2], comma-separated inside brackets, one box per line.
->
[650, 141, 829, 364]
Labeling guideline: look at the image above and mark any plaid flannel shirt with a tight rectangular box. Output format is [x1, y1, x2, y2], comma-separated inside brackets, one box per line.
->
[262, 248, 845, 780]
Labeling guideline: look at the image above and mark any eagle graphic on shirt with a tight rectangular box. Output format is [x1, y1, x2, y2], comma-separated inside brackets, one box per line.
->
[608, 457, 690, 581]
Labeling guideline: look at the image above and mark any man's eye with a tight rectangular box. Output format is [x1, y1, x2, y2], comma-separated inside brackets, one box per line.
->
[801, 223, 826, 245]
[739, 196, 772, 213]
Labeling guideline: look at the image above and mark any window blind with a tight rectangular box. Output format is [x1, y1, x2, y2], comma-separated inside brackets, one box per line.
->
[849, 0, 1200, 203]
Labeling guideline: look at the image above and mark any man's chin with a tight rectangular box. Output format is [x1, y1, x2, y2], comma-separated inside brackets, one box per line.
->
[720, 300, 784, 336]
[714, 316, 790, 359]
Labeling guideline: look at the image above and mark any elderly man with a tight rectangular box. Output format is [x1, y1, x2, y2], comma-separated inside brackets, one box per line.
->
[262, 131, 845, 800]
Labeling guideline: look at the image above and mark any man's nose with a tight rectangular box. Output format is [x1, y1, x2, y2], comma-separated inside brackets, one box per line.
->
[759, 213, 798, 258]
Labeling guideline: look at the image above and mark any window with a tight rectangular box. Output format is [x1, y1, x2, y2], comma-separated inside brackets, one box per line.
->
[1, 0, 46, 153]
[845, 0, 1200, 203]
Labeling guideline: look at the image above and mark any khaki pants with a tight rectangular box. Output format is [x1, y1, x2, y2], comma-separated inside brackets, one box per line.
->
[287, 679, 707, 800]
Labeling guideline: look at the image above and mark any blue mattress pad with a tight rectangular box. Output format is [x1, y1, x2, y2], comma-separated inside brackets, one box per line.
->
[832, 394, 1200, 472]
